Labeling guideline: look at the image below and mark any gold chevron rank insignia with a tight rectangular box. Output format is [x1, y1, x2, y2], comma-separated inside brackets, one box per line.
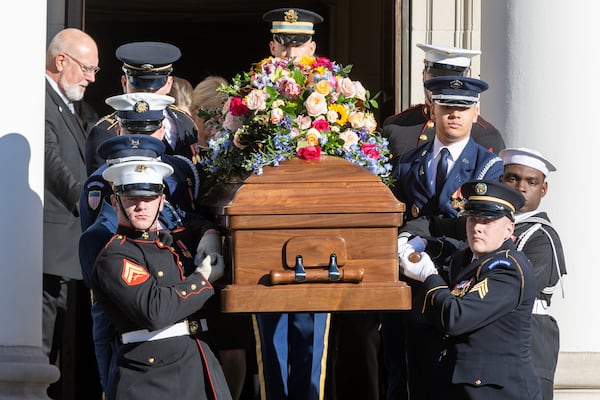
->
[469, 278, 488, 299]
[121, 259, 150, 286]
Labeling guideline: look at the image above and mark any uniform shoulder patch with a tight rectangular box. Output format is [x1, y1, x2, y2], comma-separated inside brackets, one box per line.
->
[87, 190, 102, 211]
[121, 259, 150, 286]
[486, 258, 512, 270]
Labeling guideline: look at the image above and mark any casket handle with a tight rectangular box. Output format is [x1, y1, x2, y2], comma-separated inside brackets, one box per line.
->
[269, 266, 364, 285]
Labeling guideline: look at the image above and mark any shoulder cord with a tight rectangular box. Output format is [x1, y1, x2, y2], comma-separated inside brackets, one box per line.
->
[174, 155, 200, 201]
[476, 156, 502, 180]
[516, 219, 565, 298]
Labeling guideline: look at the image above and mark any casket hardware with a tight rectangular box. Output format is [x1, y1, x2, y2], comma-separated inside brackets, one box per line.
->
[269, 252, 364, 285]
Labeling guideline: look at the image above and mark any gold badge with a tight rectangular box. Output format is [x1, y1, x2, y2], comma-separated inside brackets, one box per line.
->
[411, 204, 420, 218]
[134, 100, 149, 113]
[451, 198, 465, 210]
[135, 164, 148, 173]
[475, 182, 488, 195]
[284, 9, 299, 23]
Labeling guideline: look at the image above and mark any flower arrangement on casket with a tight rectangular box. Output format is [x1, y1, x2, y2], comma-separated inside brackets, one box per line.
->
[199, 55, 393, 185]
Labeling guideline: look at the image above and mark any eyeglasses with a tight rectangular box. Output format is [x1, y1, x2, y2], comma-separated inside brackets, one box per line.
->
[64, 53, 100, 75]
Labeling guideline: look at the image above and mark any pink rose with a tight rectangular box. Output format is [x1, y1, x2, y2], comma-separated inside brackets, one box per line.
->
[297, 145, 322, 160]
[361, 143, 380, 159]
[312, 119, 330, 132]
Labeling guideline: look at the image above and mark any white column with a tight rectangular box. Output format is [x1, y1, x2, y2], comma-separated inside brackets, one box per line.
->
[0, 0, 59, 398]
[481, 0, 600, 394]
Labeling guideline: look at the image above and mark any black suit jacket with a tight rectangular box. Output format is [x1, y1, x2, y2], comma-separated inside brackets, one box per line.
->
[44, 79, 87, 279]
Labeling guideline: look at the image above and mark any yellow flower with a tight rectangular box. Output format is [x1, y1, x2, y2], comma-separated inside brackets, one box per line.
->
[328, 103, 348, 126]
[306, 128, 321, 145]
[314, 79, 332, 95]
[298, 56, 316, 68]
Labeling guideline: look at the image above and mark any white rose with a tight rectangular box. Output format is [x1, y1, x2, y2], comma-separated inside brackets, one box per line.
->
[339, 77, 357, 98]
[354, 81, 367, 101]
[305, 92, 328, 117]
[246, 89, 268, 111]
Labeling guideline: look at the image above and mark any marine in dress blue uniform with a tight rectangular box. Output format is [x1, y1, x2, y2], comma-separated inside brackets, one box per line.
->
[253, 9, 330, 400]
[500, 148, 567, 399]
[79, 95, 212, 398]
[382, 76, 504, 400]
[382, 43, 505, 160]
[85, 42, 200, 175]
[79, 135, 203, 399]
[399, 181, 542, 399]
[92, 159, 231, 400]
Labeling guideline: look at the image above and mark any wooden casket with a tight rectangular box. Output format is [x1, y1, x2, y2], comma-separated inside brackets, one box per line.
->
[202, 156, 411, 312]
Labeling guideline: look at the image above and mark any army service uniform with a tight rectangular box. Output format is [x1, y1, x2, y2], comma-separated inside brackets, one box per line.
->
[417, 239, 542, 399]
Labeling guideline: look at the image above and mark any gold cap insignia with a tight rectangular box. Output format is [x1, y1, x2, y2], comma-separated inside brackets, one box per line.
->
[134, 100, 149, 113]
[284, 9, 299, 23]
[474, 182, 488, 195]
[135, 164, 148, 173]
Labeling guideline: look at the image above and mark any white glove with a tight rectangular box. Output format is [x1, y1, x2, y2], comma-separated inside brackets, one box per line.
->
[195, 254, 225, 282]
[397, 231, 412, 247]
[399, 246, 437, 282]
[194, 231, 221, 266]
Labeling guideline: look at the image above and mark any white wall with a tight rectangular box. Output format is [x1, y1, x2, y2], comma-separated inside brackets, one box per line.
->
[482, 0, 600, 352]
[0, 0, 46, 347]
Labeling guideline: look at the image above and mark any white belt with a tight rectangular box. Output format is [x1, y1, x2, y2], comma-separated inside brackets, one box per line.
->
[531, 299, 549, 315]
[121, 320, 205, 344]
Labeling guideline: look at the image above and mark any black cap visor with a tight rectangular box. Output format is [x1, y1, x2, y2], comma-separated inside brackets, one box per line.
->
[273, 33, 312, 46]
[118, 119, 163, 133]
[459, 201, 514, 221]
[425, 62, 469, 77]
[114, 183, 164, 197]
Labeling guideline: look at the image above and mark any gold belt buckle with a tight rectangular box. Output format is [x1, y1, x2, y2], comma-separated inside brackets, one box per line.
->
[187, 320, 199, 334]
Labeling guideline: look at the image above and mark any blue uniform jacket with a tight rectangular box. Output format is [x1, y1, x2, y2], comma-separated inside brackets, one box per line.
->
[418, 240, 542, 399]
[392, 138, 503, 220]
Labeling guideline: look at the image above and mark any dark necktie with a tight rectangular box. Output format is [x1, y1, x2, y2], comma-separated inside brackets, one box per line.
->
[436, 147, 450, 194]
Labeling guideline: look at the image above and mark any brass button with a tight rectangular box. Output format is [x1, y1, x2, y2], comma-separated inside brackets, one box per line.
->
[188, 320, 199, 334]
[201, 280, 207, 286]
[190, 284, 197, 290]
[181, 290, 187, 296]
[157, 271, 164, 278]
[148, 357, 155, 364]
[475, 379, 482, 385]
[157, 241, 163, 246]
